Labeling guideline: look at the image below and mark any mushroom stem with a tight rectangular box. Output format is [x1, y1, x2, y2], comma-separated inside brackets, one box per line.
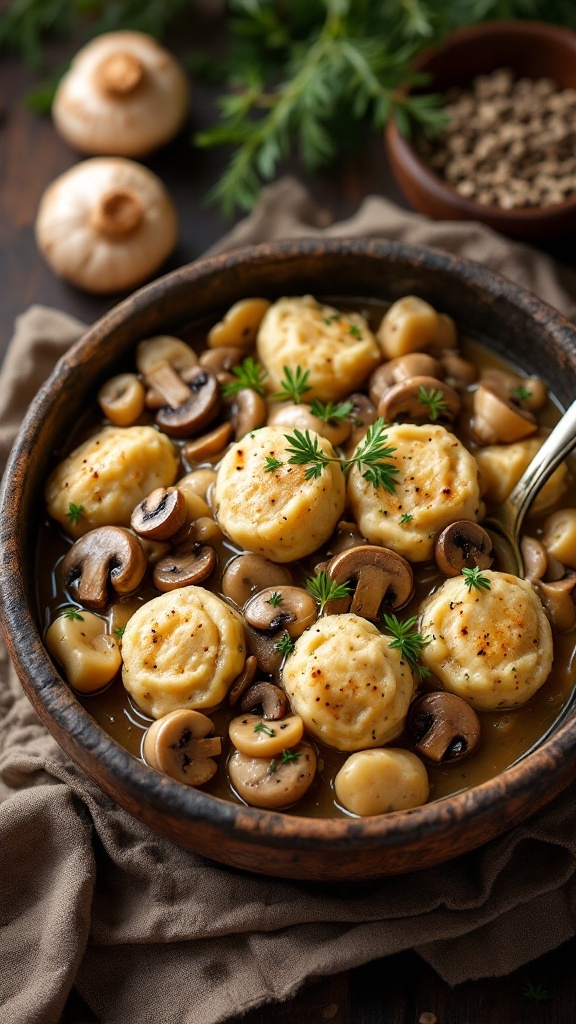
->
[144, 360, 191, 409]
[91, 188, 144, 237]
[96, 51, 145, 95]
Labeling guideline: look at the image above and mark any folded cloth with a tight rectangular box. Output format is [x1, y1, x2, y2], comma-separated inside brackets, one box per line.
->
[1, 179, 576, 1024]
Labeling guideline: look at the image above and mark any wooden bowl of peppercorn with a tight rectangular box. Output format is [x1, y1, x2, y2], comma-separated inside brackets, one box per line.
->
[386, 20, 576, 240]
[3, 239, 576, 880]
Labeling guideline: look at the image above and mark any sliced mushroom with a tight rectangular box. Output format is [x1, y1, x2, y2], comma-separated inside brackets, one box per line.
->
[45, 609, 121, 693]
[521, 536, 548, 584]
[143, 709, 221, 786]
[228, 741, 317, 809]
[239, 682, 288, 720]
[181, 422, 233, 462]
[327, 520, 369, 557]
[222, 553, 293, 608]
[130, 486, 186, 541]
[327, 545, 414, 621]
[143, 359, 194, 410]
[368, 353, 443, 405]
[229, 712, 304, 757]
[153, 544, 216, 591]
[97, 373, 145, 426]
[407, 692, 481, 765]
[378, 374, 461, 425]
[537, 573, 576, 632]
[228, 655, 259, 706]
[245, 625, 285, 676]
[136, 335, 198, 377]
[439, 351, 478, 387]
[155, 366, 222, 439]
[230, 388, 268, 440]
[243, 586, 317, 638]
[208, 297, 271, 350]
[62, 526, 147, 609]
[199, 346, 244, 375]
[434, 521, 493, 577]
[181, 516, 223, 548]
[472, 384, 538, 445]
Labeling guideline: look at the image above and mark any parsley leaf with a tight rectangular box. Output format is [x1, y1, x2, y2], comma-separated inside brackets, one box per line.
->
[66, 502, 84, 524]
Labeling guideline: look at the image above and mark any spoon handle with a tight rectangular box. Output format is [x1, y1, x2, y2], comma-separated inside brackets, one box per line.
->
[506, 397, 576, 536]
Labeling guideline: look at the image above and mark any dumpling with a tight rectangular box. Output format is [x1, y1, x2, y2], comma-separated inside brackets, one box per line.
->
[213, 426, 346, 562]
[256, 295, 381, 401]
[347, 422, 482, 562]
[121, 587, 246, 718]
[419, 571, 553, 710]
[45, 425, 178, 538]
[282, 613, 414, 751]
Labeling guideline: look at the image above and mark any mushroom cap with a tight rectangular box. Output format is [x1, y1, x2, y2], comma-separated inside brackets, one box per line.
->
[228, 741, 317, 809]
[52, 31, 189, 156]
[61, 525, 147, 609]
[434, 520, 493, 577]
[131, 486, 186, 541]
[327, 544, 414, 620]
[36, 158, 178, 294]
[243, 585, 318, 637]
[472, 384, 537, 444]
[407, 692, 481, 765]
[377, 374, 461, 425]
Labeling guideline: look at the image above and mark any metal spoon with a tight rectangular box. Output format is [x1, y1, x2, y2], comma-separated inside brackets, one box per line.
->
[483, 397, 576, 576]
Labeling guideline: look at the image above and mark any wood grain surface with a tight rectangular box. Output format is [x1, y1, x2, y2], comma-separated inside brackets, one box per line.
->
[1, 10, 575, 1022]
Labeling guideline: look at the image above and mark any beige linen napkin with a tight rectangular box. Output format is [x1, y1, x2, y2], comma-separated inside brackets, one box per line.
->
[2, 179, 576, 1024]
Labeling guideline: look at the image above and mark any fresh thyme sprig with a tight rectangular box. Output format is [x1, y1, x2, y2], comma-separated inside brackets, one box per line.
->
[310, 398, 354, 423]
[283, 418, 399, 492]
[220, 356, 268, 398]
[254, 721, 276, 737]
[274, 365, 312, 404]
[462, 566, 491, 592]
[114, 625, 126, 639]
[280, 748, 301, 765]
[306, 571, 351, 614]
[417, 386, 450, 422]
[66, 502, 84, 524]
[267, 592, 283, 607]
[265, 455, 284, 473]
[400, 512, 413, 525]
[383, 614, 431, 679]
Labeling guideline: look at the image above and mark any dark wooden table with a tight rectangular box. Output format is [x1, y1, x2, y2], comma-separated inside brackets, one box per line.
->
[1, 12, 575, 1023]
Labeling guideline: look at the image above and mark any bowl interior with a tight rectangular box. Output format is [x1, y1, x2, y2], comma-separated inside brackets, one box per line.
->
[3, 239, 576, 879]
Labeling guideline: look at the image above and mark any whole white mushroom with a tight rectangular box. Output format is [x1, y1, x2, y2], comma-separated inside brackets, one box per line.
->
[52, 31, 189, 156]
[35, 158, 178, 293]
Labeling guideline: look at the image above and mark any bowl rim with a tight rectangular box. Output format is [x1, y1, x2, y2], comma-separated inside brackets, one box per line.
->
[385, 18, 576, 224]
[2, 235, 576, 856]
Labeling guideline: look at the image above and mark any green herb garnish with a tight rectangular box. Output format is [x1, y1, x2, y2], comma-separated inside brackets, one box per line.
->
[306, 571, 351, 614]
[322, 313, 341, 325]
[417, 386, 450, 422]
[267, 592, 283, 607]
[275, 633, 295, 657]
[63, 607, 83, 621]
[383, 614, 431, 679]
[283, 417, 399, 492]
[280, 749, 301, 764]
[521, 983, 551, 1005]
[274, 365, 312, 404]
[265, 455, 284, 473]
[268, 759, 277, 775]
[462, 566, 491, 592]
[511, 385, 533, 403]
[254, 721, 276, 737]
[400, 512, 414, 525]
[309, 398, 354, 424]
[348, 324, 362, 338]
[114, 626, 126, 639]
[220, 356, 267, 398]
[66, 502, 84, 524]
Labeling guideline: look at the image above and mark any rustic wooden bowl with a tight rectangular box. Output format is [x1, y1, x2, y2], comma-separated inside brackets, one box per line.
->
[2, 239, 576, 880]
[386, 21, 576, 240]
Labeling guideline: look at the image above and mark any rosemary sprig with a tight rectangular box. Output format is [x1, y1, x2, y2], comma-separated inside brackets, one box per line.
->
[383, 614, 431, 679]
[220, 356, 267, 398]
[417, 386, 450, 422]
[283, 418, 399, 492]
[66, 502, 84, 524]
[306, 571, 351, 614]
[274, 365, 312, 404]
[462, 567, 491, 592]
[309, 398, 354, 424]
